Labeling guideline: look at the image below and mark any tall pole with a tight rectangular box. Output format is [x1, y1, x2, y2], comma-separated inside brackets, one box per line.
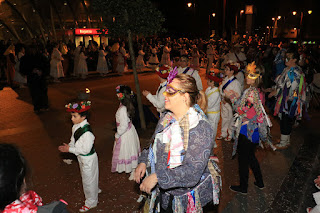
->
[222, 0, 226, 38]
[235, 14, 238, 32]
[300, 11, 303, 40]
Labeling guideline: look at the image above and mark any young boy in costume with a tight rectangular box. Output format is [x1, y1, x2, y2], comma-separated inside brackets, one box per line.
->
[206, 70, 223, 141]
[58, 101, 99, 212]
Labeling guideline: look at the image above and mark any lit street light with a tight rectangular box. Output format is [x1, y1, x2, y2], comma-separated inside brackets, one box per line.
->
[209, 12, 216, 36]
[293, 11, 297, 16]
[308, 10, 312, 15]
[187, 2, 192, 8]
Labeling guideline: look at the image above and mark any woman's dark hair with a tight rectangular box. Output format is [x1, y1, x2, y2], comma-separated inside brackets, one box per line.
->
[117, 85, 135, 120]
[0, 144, 27, 210]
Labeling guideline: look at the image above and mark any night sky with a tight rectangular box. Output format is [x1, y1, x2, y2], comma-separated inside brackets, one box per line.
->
[151, 0, 319, 39]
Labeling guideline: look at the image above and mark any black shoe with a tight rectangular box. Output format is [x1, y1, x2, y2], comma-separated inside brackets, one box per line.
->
[254, 182, 265, 189]
[229, 185, 247, 194]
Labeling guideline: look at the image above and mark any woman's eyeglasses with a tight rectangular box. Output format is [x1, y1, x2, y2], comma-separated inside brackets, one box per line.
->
[163, 84, 185, 97]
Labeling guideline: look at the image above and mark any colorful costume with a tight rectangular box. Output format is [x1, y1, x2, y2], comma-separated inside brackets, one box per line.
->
[138, 106, 221, 212]
[230, 86, 270, 192]
[273, 65, 306, 147]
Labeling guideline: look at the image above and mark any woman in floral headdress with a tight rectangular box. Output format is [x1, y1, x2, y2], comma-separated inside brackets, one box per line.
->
[112, 85, 141, 180]
[226, 62, 272, 194]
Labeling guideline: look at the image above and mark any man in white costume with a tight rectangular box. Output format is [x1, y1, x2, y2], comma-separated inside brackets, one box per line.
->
[218, 63, 242, 141]
[143, 65, 171, 117]
[177, 55, 203, 91]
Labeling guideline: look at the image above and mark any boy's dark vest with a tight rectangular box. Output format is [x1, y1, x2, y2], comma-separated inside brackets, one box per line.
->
[74, 124, 95, 156]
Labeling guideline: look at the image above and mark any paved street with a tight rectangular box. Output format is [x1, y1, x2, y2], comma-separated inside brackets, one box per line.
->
[1, 70, 320, 213]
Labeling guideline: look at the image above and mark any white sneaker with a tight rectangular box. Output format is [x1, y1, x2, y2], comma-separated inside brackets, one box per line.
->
[79, 205, 96, 212]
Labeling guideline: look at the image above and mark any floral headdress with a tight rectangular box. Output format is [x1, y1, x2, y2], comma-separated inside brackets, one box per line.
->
[115, 85, 134, 100]
[156, 64, 172, 79]
[246, 62, 260, 80]
[65, 100, 91, 113]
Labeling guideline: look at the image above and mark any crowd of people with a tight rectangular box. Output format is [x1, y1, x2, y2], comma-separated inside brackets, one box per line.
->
[1, 35, 320, 212]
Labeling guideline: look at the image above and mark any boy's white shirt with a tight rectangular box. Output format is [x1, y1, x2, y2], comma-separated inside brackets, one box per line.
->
[219, 75, 242, 98]
[146, 81, 167, 113]
[68, 119, 95, 156]
[206, 86, 221, 112]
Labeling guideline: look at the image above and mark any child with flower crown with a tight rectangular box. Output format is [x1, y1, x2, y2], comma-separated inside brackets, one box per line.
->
[112, 85, 140, 180]
[58, 100, 99, 212]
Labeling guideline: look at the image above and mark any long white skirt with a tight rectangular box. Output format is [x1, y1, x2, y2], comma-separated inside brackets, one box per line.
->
[111, 124, 140, 173]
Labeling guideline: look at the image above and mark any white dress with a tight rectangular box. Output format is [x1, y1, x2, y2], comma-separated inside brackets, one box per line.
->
[136, 50, 146, 71]
[50, 48, 64, 79]
[96, 50, 109, 74]
[148, 48, 159, 71]
[112, 105, 140, 173]
[191, 50, 200, 70]
[14, 52, 27, 84]
[77, 52, 88, 78]
[116, 47, 128, 74]
[160, 46, 171, 66]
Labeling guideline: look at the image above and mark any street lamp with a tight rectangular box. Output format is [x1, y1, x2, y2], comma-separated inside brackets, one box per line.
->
[209, 12, 216, 36]
[293, 11, 297, 16]
[187, 2, 192, 8]
[308, 10, 312, 15]
[235, 10, 244, 33]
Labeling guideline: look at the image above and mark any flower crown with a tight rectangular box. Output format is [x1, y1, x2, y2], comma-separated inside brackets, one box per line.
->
[116, 85, 134, 100]
[65, 100, 91, 113]
[246, 62, 260, 80]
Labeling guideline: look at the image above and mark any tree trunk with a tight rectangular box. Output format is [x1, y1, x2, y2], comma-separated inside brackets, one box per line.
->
[127, 30, 146, 129]
[50, 4, 57, 42]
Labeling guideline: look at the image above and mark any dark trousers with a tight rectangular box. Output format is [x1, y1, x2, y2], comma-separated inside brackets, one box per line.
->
[280, 113, 295, 135]
[28, 75, 49, 111]
[237, 134, 264, 189]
